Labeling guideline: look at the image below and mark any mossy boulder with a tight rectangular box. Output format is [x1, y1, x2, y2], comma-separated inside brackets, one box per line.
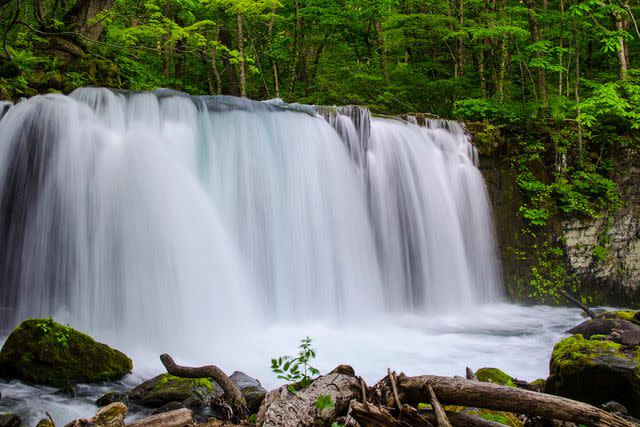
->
[0, 413, 21, 427]
[0, 318, 132, 388]
[129, 373, 223, 408]
[545, 334, 640, 417]
[597, 310, 640, 325]
[475, 368, 516, 387]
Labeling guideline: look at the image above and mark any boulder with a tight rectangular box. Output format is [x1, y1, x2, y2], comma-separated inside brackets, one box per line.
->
[0, 413, 21, 427]
[65, 402, 127, 427]
[129, 373, 222, 408]
[257, 365, 360, 427]
[475, 368, 516, 387]
[229, 371, 267, 414]
[0, 318, 132, 387]
[545, 334, 640, 417]
[568, 318, 640, 346]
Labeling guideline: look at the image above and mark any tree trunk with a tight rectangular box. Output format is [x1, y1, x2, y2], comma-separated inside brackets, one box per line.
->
[63, 0, 114, 40]
[456, 0, 465, 77]
[496, 35, 509, 100]
[288, 0, 301, 98]
[236, 14, 247, 97]
[525, 0, 547, 105]
[211, 25, 222, 95]
[374, 19, 389, 83]
[375, 374, 634, 427]
[615, 14, 628, 81]
[162, 1, 170, 78]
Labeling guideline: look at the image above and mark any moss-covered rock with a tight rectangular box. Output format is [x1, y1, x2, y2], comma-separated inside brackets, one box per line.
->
[475, 368, 516, 387]
[0, 413, 21, 427]
[129, 373, 223, 408]
[0, 318, 132, 387]
[66, 402, 127, 427]
[230, 371, 267, 414]
[598, 310, 640, 325]
[35, 419, 55, 427]
[545, 334, 640, 417]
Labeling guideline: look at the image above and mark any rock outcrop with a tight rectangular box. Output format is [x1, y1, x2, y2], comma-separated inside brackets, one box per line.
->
[128, 373, 222, 408]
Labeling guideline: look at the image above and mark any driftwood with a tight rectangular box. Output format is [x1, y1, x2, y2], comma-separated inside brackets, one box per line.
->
[350, 401, 512, 427]
[427, 384, 452, 427]
[384, 374, 635, 427]
[159, 354, 247, 420]
[465, 367, 478, 381]
[126, 408, 192, 427]
[561, 291, 597, 319]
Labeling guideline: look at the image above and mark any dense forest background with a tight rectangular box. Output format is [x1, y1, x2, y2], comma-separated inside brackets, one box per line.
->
[1, 0, 640, 304]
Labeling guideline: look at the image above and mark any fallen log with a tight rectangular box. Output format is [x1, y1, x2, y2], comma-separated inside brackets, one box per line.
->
[159, 354, 247, 420]
[350, 401, 512, 427]
[387, 374, 634, 427]
[427, 384, 451, 427]
[126, 408, 192, 427]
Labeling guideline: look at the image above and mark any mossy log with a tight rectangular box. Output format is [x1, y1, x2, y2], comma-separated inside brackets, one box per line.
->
[159, 354, 247, 421]
[371, 374, 634, 427]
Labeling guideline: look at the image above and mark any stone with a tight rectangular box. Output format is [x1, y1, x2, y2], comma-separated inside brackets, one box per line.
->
[0, 413, 21, 427]
[97, 391, 130, 408]
[129, 373, 222, 408]
[258, 367, 360, 427]
[0, 318, 132, 387]
[65, 402, 127, 427]
[567, 318, 640, 346]
[602, 401, 628, 415]
[152, 401, 184, 415]
[545, 334, 640, 417]
[229, 371, 267, 414]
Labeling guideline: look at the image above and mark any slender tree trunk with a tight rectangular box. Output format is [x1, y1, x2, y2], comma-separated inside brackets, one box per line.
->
[478, 48, 487, 97]
[211, 25, 222, 95]
[288, 0, 301, 98]
[496, 35, 509, 100]
[236, 14, 247, 97]
[273, 63, 280, 98]
[559, 0, 564, 95]
[615, 14, 628, 81]
[162, 1, 170, 78]
[219, 26, 238, 96]
[374, 19, 389, 83]
[572, 15, 583, 161]
[456, 0, 465, 77]
[525, 0, 547, 105]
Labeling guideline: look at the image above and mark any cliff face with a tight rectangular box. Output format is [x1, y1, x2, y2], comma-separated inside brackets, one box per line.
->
[560, 147, 640, 305]
[479, 132, 640, 306]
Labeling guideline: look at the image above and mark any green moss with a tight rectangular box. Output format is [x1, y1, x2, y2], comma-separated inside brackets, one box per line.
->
[475, 368, 516, 387]
[0, 318, 132, 387]
[550, 334, 632, 376]
[589, 334, 608, 341]
[461, 407, 523, 426]
[600, 310, 639, 324]
[129, 373, 221, 407]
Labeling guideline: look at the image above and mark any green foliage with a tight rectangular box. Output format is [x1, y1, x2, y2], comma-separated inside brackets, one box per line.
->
[527, 243, 574, 304]
[314, 394, 335, 412]
[271, 336, 320, 392]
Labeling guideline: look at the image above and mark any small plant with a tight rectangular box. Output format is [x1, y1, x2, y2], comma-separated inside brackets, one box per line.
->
[247, 414, 258, 425]
[36, 317, 70, 347]
[314, 394, 335, 413]
[271, 336, 320, 392]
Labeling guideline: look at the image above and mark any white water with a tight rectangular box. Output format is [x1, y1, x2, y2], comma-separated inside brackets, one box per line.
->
[0, 88, 578, 425]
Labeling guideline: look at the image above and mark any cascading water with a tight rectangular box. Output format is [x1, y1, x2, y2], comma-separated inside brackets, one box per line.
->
[0, 88, 501, 337]
[0, 88, 587, 425]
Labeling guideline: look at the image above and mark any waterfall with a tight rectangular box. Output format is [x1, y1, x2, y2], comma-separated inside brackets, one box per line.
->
[0, 88, 501, 344]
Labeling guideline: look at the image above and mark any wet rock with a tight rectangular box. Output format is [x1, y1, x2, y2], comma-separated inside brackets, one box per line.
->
[36, 418, 55, 427]
[229, 371, 267, 414]
[567, 318, 640, 346]
[65, 402, 127, 427]
[0, 318, 132, 387]
[258, 366, 360, 427]
[97, 391, 130, 408]
[0, 413, 21, 427]
[545, 334, 640, 417]
[129, 374, 222, 408]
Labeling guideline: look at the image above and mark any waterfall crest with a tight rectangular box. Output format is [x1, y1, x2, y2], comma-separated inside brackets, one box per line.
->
[0, 88, 501, 341]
